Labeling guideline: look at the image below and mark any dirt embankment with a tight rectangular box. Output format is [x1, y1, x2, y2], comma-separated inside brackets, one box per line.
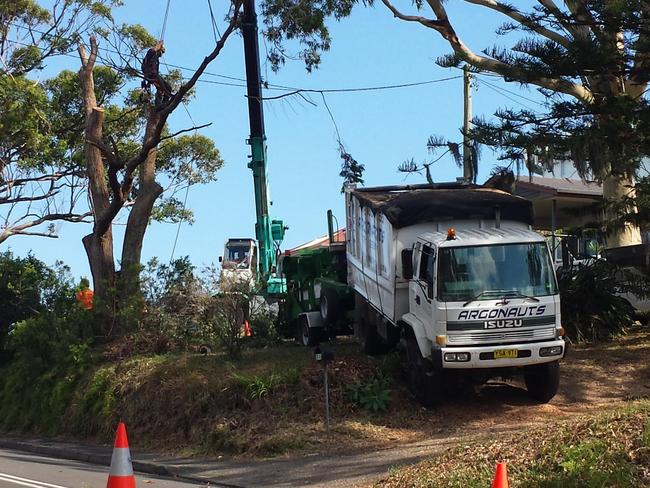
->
[3, 328, 650, 462]
[387, 328, 650, 443]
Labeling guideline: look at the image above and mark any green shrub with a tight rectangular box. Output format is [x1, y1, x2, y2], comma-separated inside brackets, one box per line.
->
[231, 368, 301, 400]
[248, 310, 281, 347]
[558, 260, 638, 342]
[9, 310, 89, 370]
[346, 374, 392, 412]
[0, 252, 77, 359]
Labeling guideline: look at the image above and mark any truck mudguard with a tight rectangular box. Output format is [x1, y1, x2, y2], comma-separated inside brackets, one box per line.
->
[400, 313, 431, 358]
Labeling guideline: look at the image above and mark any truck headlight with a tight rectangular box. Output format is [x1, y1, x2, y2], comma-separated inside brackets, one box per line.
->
[444, 352, 470, 362]
[540, 346, 563, 357]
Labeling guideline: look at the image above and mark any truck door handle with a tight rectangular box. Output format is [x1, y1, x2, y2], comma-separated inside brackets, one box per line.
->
[415, 295, 420, 305]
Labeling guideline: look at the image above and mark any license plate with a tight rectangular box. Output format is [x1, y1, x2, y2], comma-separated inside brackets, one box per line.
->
[494, 349, 518, 359]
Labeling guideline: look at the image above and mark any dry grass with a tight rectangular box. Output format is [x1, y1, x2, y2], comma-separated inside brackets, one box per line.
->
[373, 399, 650, 487]
[18, 327, 650, 460]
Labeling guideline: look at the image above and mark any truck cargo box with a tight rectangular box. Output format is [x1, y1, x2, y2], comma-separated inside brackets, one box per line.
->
[345, 184, 535, 324]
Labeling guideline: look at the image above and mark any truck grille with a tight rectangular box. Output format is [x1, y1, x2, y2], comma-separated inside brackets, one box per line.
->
[447, 326, 556, 345]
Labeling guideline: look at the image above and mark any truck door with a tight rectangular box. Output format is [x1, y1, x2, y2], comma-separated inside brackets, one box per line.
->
[409, 243, 435, 327]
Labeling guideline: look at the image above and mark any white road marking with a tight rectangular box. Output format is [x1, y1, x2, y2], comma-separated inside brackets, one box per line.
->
[0, 473, 70, 488]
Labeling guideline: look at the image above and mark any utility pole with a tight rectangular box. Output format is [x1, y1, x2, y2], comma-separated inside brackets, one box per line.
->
[463, 65, 473, 182]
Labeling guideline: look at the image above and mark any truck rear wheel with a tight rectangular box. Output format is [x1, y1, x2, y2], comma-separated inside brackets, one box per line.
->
[355, 318, 384, 355]
[524, 361, 560, 403]
[297, 315, 320, 347]
[320, 288, 340, 325]
[406, 337, 441, 407]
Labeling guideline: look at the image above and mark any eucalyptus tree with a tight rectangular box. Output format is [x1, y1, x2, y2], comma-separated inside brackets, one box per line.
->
[1, 1, 239, 334]
[0, 0, 115, 242]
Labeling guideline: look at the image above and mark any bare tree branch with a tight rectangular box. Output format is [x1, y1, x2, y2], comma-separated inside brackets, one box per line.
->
[159, 123, 212, 143]
[382, 0, 595, 104]
[380, 0, 445, 30]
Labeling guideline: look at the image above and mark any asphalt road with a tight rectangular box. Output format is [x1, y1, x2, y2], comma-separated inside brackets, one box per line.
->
[0, 449, 203, 488]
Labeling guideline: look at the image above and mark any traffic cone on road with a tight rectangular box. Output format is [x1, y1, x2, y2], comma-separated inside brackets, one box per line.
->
[490, 462, 509, 488]
[107, 422, 136, 488]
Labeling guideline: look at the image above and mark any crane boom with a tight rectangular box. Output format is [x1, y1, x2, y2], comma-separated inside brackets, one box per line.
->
[241, 0, 285, 292]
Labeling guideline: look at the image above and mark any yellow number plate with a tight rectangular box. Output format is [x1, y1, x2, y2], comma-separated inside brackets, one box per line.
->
[494, 349, 518, 359]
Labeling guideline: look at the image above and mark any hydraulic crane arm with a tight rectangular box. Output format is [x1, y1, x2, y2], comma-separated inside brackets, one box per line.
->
[241, 0, 285, 290]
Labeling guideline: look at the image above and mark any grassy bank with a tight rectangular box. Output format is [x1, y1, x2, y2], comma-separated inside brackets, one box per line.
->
[3, 328, 650, 461]
[375, 399, 650, 487]
[0, 339, 406, 456]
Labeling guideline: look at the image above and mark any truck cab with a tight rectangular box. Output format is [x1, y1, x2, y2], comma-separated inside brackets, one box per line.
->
[406, 227, 564, 372]
[219, 238, 258, 290]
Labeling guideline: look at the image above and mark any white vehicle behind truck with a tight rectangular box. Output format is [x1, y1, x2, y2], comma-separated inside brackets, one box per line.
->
[345, 183, 565, 405]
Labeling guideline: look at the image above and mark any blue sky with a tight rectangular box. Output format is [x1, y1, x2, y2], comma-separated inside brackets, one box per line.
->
[5, 0, 547, 278]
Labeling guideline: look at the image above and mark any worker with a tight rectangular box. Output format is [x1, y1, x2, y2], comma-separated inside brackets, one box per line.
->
[141, 41, 173, 103]
[75, 278, 94, 311]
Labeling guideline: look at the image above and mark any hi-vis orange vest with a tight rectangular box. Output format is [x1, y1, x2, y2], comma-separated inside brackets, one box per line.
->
[75, 289, 94, 310]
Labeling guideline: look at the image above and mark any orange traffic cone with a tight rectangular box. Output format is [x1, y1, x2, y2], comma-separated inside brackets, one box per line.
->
[107, 422, 136, 488]
[244, 319, 252, 337]
[490, 462, 509, 488]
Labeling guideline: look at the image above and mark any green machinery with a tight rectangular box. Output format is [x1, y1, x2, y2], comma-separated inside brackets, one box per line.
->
[280, 212, 354, 345]
[240, 1, 353, 338]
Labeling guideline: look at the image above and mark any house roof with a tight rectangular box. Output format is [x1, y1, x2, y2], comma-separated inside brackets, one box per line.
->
[514, 176, 602, 200]
[289, 229, 346, 252]
[351, 186, 535, 228]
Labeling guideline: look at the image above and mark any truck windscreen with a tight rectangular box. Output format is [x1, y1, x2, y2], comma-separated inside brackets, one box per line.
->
[437, 242, 558, 302]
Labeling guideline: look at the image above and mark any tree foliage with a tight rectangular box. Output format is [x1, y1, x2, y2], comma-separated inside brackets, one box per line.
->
[558, 259, 646, 342]
[261, 1, 650, 245]
[0, 1, 117, 241]
[0, 251, 78, 357]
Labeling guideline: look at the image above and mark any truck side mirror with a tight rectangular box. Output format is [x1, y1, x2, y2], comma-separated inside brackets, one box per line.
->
[401, 249, 413, 279]
[218, 256, 223, 263]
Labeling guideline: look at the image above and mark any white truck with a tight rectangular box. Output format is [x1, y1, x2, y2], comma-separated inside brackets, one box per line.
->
[345, 183, 565, 405]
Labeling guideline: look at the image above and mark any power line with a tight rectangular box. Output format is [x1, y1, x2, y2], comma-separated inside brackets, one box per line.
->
[477, 78, 541, 111]
[207, 0, 222, 40]
[256, 75, 463, 100]
[7, 29, 462, 95]
[160, 0, 173, 42]
[168, 100, 198, 263]
[477, 75, 544, 106]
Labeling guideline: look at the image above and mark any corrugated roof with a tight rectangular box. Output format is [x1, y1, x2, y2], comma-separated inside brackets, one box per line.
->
[515, 176, 602, 199]
[289, 229, 346, 252]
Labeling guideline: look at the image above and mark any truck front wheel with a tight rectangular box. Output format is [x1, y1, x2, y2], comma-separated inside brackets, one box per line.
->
[406, 337, 441, 408]
[524, 361, 560, 403]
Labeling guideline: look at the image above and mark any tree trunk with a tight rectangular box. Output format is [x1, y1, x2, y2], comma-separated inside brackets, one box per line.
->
[83, 107, 116, 335]
[603, 174, 643, 249]
[120, 114, 164, 303]
[82, 231, 115, 335]
[79, 40, 116, 335]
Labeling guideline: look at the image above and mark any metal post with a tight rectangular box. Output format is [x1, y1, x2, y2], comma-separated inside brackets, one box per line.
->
[463, 65, 473, 182]
[551, 198, 557, 262]
[324, 362, 330, 433]
[327, 210, 335, 245]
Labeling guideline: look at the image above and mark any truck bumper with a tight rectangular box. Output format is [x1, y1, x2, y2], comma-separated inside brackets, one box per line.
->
[432, 339, 565, 369]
